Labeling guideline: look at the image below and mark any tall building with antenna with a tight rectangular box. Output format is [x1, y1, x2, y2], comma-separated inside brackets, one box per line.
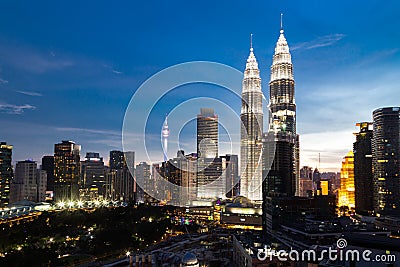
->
[162, 114, 170, 162]
[240, 34, 263, 201]
[262, 15, 298, 197]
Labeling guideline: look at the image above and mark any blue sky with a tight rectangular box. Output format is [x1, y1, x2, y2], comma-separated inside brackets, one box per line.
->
[0, 1, 399, 171]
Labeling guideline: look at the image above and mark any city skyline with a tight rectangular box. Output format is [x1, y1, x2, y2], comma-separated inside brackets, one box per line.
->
[1, 1, 400, 171]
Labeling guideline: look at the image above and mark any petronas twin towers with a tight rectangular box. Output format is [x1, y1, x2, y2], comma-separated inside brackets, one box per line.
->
[240, 20, 299, 201]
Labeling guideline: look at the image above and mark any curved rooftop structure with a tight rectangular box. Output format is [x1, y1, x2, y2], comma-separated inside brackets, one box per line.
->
[181, 252, 199, 267]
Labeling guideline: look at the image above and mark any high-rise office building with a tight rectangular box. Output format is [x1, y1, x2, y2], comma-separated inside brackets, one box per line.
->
[41, 155, 54, 192]
[262, 132, 296, 196]
[81, 152, 106, 198]
[262, 18, 299, 235]
[220, 154, 239, 198]
[135, 162, 150, 203]
[109, 150, 125, 170]
[240, 38, 263, 201]
[338, 151, 355, 209]
[353, 122, 373, 215]
[10, 160, 47, 203]
[262, 21, 297, 198]
[54, 140, 81, 201]
[197, 108, 218, 159]
[299, 166, 313, 197]
[372, 107, 400, 216]
[0, 142, 13, 207]
[106, 150, 135, 202]
[197, 108, 223, 199]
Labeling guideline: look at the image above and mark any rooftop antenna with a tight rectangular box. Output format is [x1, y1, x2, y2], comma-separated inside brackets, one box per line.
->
[250, 33, 253, 51]
[318, 152, 321, 170]
[280, 13, 284, 33]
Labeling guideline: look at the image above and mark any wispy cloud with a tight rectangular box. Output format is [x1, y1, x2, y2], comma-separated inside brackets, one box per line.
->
[0, 78, 8, 84]
[0, 103, 36, 114]
[0, 43, 74, 74]
[16, 90, 43, 97]
[292, 34, 346, 50]
[55, 127, 121, 136]
[356, 49, 399, 67]
[112, 69, 123, 74]
[102, 63, 123, 75]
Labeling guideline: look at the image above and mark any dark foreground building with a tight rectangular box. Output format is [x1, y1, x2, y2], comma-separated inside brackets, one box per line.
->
[353, 122, 373, 215]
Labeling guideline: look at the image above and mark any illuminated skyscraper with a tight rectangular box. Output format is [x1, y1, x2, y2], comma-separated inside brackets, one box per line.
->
[262, 16, 298, 198]
[0, 142, 13, 207]
[81, 152, 106, 198]
[372, 107, 400, 216]
[240, 36, 263, 201]
[197, 108, 218, 159]
[54, 140, 81, 201]
[338, 151, 355, 209]
[353, 122, 373, 215]
[197, 108, 223, 199]
[106, 151, 135, 202]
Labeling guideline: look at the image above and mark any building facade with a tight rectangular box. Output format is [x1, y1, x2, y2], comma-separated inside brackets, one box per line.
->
[81, 152, 106, 199]
[106, 150, 135, 203]
[197, 108, 223, 199]
[11, 160, 47, 203]
[338, 151, 355, 209]
[54, 140, 81, 201]
[0, 142, 12, 207]
[353, 122, 373, 215]
[262, 23, 298, 200]
[262, 132, 296, 197]
[372, 107, 400, 216]
[240, 40, 263, 201]
[220, 154, 239, 198]
[41, 155, 54, 192]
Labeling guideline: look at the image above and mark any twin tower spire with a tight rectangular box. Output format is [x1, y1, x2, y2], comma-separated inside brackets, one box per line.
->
[240, 15, 297, 201]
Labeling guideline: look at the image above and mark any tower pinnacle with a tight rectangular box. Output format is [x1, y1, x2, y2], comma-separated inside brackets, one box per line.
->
[250, 33, 253, 51]
[280, 13, 284, 33]
[162, 113, 169, 162]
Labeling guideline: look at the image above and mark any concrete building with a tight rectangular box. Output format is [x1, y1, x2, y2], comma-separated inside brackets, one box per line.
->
[10, 160, 47, 203]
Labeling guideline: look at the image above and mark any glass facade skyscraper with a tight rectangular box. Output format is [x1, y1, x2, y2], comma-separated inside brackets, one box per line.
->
[197, 108, 223, 199]
[54, 140, 81, 201]
[240, 41, 263, 201]
[262, 22, 298, 198]
[372, 107, 400, 216]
